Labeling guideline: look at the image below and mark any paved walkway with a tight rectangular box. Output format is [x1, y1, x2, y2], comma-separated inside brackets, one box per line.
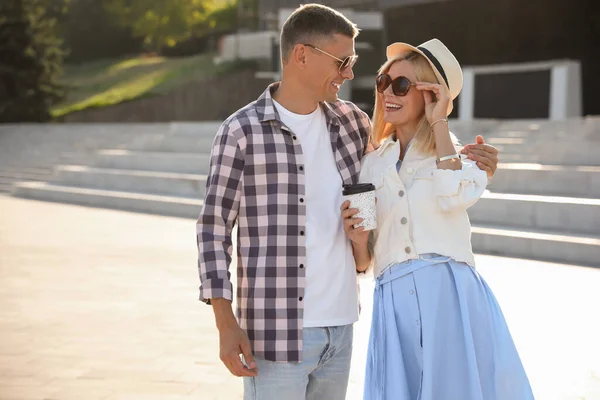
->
[1, 196, 599, 400]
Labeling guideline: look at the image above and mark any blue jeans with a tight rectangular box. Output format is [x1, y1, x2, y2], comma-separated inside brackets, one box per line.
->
[243, 324, 353, 400]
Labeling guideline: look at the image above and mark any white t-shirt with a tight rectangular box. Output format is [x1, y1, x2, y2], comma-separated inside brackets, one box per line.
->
[273, 99, 359, 328]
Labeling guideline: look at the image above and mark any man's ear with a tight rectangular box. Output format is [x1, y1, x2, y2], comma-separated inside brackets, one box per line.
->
[292, 43, 308, 70]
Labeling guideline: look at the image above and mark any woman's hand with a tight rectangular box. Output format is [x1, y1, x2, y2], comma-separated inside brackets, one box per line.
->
[341, 200, 370, 246]
[416, 82, 450, 123]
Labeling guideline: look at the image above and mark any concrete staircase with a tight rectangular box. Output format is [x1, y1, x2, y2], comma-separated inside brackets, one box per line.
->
[9, 122, 218, 219]
[452, 118, 600, 267]
[8, 118, 600, 267]
[0, 123, 178, 194]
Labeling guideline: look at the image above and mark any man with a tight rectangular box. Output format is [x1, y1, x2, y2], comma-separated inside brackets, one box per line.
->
[197, 4, 499, 399]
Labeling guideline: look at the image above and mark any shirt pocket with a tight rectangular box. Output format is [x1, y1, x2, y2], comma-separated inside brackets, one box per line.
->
[410, 167, 436, 200]
[373, 172, 393, 225]
[413, 167, 435, 181]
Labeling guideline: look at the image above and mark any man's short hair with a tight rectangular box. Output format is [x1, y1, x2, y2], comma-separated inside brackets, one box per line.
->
[280, 4, 359, 63]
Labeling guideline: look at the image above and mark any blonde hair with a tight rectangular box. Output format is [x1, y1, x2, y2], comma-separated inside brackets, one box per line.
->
[371, 52, 458, 155]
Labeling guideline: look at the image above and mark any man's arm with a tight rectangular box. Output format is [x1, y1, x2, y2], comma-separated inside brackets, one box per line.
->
[359, 108, 375, 154]
[197, 122, 243, 303]
[460, 135, 499, 178]
[196, 122, 257, 377]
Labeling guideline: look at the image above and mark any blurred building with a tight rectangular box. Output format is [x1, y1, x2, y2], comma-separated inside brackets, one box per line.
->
[382, 0, 599, 118]
[229, 0, 599, 118]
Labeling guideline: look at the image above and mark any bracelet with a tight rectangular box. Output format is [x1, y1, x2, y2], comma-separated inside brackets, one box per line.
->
[430, 118, 448, 129]
[436, 154, 460, 164]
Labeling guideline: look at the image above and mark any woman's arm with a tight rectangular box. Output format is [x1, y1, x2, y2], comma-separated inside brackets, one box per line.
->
[433, 159, 488, 212]
[432, 120, 462, 171]
[415, 81, 461, 171]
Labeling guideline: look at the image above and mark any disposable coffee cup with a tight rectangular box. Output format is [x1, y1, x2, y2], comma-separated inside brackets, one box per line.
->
[342, 183, 377, 231]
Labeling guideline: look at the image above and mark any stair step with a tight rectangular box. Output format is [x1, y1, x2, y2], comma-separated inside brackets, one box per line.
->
[498, 148, 600, 166]
[452, 117, 600, 140]
[490, 163, 600, 197]
[0, 182, 14, 193]
[471, 224, 600, 268]
[0, 164, 54, 173]
[169, 121, 223, 136]
[486, 137, 526, 145]
[55, 165, 208, 198]
[469, 192, 600, 235]
[95, 150, 211, 174]
[0, 170, 54, 180]
[12, 182, 203, 218]
[125, 135, 216, 153]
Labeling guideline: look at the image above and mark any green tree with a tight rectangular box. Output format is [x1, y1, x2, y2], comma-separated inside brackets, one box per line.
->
[104, 0, 239, 52]
[0, 0, 66, 122]
[56, 0, 142, 63]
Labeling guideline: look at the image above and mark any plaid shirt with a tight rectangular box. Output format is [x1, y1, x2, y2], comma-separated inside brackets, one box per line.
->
[197, 83, 371, 362]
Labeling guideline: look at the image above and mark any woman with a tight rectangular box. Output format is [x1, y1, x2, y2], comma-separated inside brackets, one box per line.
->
[341, 39, 534, 399]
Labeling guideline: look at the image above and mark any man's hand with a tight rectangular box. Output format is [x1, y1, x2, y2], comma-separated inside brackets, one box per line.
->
[460, 135, 499, 178]
[212, 298, 258, 377]
[218, 323, 258, 377]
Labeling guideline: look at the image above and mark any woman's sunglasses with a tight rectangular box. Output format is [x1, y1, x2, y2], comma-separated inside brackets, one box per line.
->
[376, 74, 417, 96]
[303, 44, 358, 73]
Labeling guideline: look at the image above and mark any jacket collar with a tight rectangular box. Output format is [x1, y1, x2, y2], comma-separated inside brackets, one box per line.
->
[376, 134, 399, 156]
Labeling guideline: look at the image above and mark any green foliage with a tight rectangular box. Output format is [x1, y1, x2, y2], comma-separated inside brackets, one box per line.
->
[51, 53, 222, 117]
[57, 0, 142, 63]
[103, 0, 239, 52]
[0, 0, 66, 122]
[214, 58, 258, 76]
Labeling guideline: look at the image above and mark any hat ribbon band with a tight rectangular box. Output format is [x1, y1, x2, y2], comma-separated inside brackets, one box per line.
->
[417, 46, 450, 89]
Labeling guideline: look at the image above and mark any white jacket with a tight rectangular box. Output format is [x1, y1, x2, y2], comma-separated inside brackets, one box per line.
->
[359, 135, 488, 278]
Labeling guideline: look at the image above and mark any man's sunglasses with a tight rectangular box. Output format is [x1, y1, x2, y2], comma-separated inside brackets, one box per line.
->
[376, 74, 417, 96]
[303, 44, 358, 73]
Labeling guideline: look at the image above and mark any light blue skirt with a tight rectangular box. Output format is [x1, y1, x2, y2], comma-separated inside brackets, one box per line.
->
[364, 255, 534, 400]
